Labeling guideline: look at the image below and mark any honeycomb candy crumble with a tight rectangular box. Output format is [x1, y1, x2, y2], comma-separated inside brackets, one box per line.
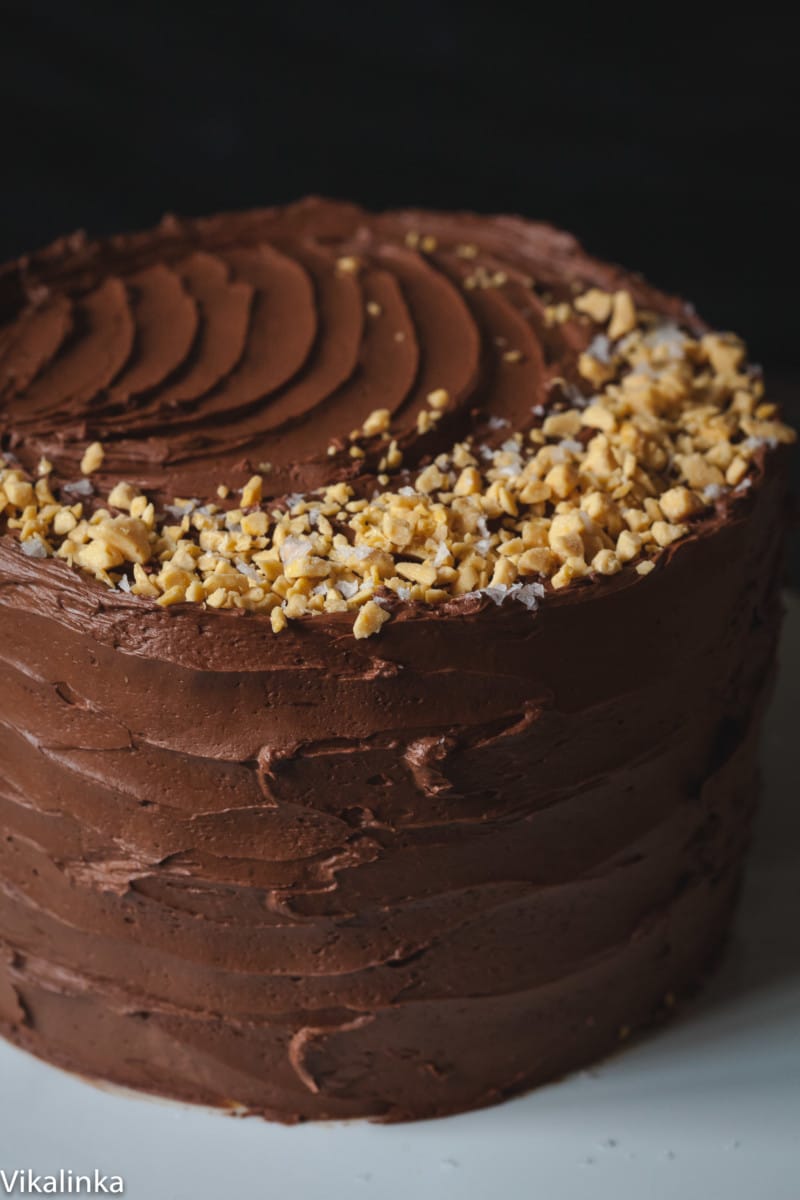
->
[1, 290, 794, 638]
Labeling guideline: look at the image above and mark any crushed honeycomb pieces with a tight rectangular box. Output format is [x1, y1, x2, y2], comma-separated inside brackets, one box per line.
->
[1, 297, 794, 639]
[80, 442, 104, 474]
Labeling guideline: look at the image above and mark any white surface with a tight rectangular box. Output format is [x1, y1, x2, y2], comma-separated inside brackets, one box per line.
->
[1, 600, 799, 1200]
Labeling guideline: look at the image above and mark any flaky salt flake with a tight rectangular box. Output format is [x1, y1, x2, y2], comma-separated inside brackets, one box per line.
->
[586, 334, 612, 363]
[483, 582, 523, 606]
[433, 541, 451, 567]
[20, 535, 48, 558]
[743, 434, 780, 451]
[233, 558, 260, 579]
[516, 582, 544, 609]
[549, 380, 588, 408]
[61, 478, 94, 498]
[642, 320, 688, 359]
[164, 499, 198, 519]
[279, 536, 314, 565]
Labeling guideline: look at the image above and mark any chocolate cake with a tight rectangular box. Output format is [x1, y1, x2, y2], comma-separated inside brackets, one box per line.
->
[0, 200, 794, 1122]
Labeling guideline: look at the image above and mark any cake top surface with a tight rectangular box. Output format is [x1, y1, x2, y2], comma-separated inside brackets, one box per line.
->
[0, 198, 794, 636]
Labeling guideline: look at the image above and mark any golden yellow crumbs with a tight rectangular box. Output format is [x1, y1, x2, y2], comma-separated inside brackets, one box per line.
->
[335, 255, 361, 276]
[426, 388, 450, 410]
[1, 291, 794, 639]
[361, 408, 391, 437]
[241, 475, 263, 507]
[416, 409, 442, 434]
[462, 265, 513, 292]
[80, 442, 104, 474]
[544, 302, 572, 326]
[574, 289, 613, 323]
[352, 600, 390, 639]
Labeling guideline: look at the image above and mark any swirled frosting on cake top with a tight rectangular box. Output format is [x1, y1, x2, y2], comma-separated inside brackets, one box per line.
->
[0, 200, 794, 635]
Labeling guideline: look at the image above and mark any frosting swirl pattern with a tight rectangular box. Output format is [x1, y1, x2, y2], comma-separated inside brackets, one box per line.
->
[0, 199, 717, 499]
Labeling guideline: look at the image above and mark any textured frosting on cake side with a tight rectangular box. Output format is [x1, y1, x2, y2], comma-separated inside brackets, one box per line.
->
[0, 200, 794, 1121]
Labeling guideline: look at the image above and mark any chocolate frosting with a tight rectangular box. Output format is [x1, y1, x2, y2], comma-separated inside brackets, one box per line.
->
[0, 200, 792, 1121]
[0, 199, 701, 502]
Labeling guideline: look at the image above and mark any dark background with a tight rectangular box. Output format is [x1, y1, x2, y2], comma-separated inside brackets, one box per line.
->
[2, 1, 798, 572]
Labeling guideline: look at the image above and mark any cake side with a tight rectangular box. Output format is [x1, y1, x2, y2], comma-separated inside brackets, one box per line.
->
[0, 459, 787, 1120]
[0, 201, 794, 1121]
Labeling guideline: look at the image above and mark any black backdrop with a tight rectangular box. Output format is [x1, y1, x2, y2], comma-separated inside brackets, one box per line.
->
[2, 1, 798, 568]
